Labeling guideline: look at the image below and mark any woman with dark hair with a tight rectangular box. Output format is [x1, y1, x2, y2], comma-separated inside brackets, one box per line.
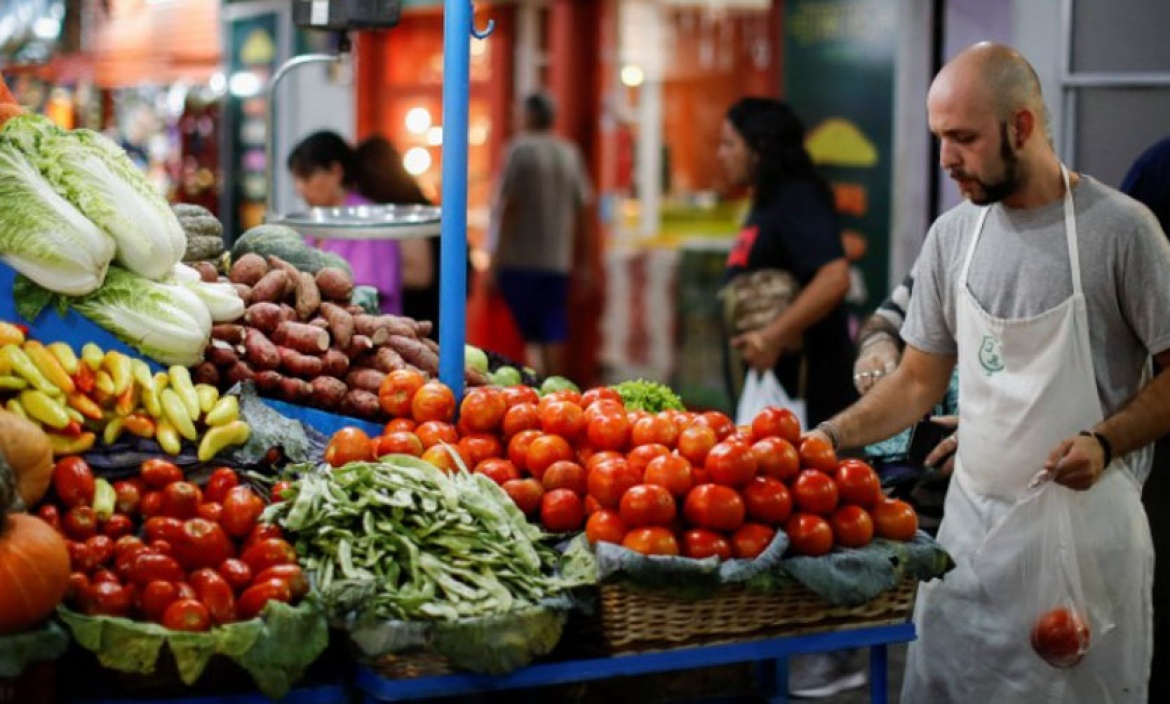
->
[719, 97, 857, 430]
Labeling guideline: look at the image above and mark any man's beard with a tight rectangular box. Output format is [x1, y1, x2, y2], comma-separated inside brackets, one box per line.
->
[960, 123, 1021, 205]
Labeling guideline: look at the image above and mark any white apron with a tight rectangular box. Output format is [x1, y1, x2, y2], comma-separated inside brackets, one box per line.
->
[901, 168, 1154, 703]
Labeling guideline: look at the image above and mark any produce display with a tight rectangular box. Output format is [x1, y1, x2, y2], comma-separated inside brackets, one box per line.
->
[0, 322, 249, 460]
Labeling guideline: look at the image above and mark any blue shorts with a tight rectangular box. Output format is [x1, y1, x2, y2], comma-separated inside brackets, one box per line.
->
[498, 268, 569, 344]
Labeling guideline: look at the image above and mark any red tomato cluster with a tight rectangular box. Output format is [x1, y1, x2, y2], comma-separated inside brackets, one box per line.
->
[348, 378, 924, 560]
[36, 457, 304, 631]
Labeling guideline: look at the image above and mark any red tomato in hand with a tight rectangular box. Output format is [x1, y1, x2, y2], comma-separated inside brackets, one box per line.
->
[220, 486, 265, 538]
[475, 458, 522, 486]
[872, 498, 919, 541]
[830, 505, 875, 548]
[621, 526, 680, 556]
[731, 523, 777, 559]
[202, 468, 239, 504]
[460, 387, 507, 432]
[1031, 607, 1091, 668]
[585, 509, 628, 545]
[834, 460, 882, 508]
[140, 459, 183, 489]
[540, 489, 586, 532]
[53, 456, 95, 508]
[683, 484, 746, 532]
[742, 476, 793, 526]
[751, 407, 803, 444]
[799, 436, 838, 472]
[162, 599, 211, 631]
[792, 469, 840, 515]
[160, 481, 202, 519]
[643, 454, 694, 498]
[378, 368, 426, 417]
[325, 427, 375, 467]
[784, 513, 834, 556]
[705, 441, 759, 488]
[619, 484, 677, 528]
[752, 437, 801, 483]
[411, 381, 457, 423]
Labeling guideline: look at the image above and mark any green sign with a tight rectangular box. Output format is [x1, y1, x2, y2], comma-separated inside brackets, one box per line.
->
[784, 0, 899, 313]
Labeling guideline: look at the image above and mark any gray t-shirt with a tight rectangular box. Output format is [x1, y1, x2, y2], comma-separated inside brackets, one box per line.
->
[493, 133, 591, 273]
[903, 176, 1170, 426]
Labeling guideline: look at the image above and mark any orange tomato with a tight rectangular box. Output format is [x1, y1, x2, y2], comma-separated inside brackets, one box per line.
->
[830, 505, 875, 548]
[585, 509, 628, 545]
[872, 498, 918, 541]
[784, 513, 834, 556]
[621, 526, 680, 556]
[799, 435, 838, 472]
[324, 427, 375, 467]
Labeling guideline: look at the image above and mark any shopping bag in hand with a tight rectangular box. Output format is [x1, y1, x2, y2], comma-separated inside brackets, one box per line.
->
[735, 369, 807, 429]
[972, 473, 1115, 669]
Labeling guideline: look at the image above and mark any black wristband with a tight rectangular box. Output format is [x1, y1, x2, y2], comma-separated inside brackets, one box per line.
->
[1080, 430, 1113, 467]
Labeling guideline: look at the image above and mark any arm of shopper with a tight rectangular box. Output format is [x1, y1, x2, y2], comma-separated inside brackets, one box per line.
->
[811, 345, 956, 451]
[399, 237, 434, 289]
[731, 258, 851, 371]
[1046, 349, 1170, 490]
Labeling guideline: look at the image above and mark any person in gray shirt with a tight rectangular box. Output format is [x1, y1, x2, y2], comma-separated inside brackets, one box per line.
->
[808, 42, 1170, 702]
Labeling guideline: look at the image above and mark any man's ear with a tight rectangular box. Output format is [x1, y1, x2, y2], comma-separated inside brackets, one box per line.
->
[1014, 110, 1035, 148]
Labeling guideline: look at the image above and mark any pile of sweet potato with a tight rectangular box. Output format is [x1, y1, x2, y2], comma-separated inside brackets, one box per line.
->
[189, 253, 487, 420]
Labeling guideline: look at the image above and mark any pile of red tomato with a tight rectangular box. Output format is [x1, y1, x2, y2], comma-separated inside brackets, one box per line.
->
[37, 457, 306, 631]
[323, 371, 920, 561]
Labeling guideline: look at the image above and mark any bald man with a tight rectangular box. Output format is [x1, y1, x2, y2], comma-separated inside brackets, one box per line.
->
[805, 42, 1170, 702]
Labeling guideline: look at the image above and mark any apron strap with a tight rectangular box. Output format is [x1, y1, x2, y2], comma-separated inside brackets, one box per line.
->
[1059, 165, 1083, 297]
[959, 207, 991, 287]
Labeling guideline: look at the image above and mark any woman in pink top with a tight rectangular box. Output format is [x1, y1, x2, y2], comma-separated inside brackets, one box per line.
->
[286, 131, 405, 314]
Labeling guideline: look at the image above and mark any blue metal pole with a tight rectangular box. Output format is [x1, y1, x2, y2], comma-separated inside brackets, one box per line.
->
[438, 0, 471, 399]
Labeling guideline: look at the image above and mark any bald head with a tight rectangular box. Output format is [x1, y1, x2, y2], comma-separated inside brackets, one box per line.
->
[934, 42, 1049, 136]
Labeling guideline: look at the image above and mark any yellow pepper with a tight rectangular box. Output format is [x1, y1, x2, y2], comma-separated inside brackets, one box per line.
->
[122, 413, 156, 439]
[132, 360, 161, 418]
[102, 351, 132, 396]
[168, 366, 201, 421]
[80, 343, 104, 372]
[47, 342, 80, 375]
[155, 418, 182, 456]
[204, 394, 239, 427]
[195, 384, 220, 416]
[114, 382, 138, 417]
[0, 322, 26, 347]
[19, 389, 71, 430]
[3, 344, 62, 396]
[47, 431, 96, 456]
[23, 340, 75, 394]
[197, 420, 250, 462]
[0, 374, 28, 390]
[160, 388, 197, 441]
[66, 392, 104, 421]
[103, 416, 126, 445]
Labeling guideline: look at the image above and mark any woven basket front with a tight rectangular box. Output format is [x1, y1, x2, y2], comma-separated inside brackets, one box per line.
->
[598, 579, 918, 653]
[366, 651, 455, 680]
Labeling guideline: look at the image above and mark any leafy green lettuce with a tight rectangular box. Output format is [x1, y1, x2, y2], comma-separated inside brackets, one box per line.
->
[7, 113, 185, 281]
[0, 128, 115, 295]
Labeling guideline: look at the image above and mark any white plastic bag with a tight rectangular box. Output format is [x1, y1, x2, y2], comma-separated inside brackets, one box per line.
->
[735, 369, 807, 428]
[972, 473, 1115, 669]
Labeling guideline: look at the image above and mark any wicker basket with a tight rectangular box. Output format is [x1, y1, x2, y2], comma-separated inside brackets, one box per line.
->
[597, 579, 918, 653]
[365, 650, 455, 680]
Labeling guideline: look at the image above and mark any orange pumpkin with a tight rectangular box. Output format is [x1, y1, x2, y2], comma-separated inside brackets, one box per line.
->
[0, 513, 71, 634]
[0, 410, 55, 508]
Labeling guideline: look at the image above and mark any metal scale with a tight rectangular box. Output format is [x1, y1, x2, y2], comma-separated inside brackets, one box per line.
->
[273, 0, 492, 395]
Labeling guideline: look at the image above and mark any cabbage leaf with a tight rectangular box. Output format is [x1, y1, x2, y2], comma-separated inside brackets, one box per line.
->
[0, 130, 115, 295]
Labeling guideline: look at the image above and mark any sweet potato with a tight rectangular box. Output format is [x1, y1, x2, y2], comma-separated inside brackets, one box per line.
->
[416, 320, 434, 339]
[251, 269, 290, 303]
[345, 368, 387, 394]
[465, 367, 490, 387]
[315, 266, 354, 302]
[229, 253, 269, 286]
[343, 335, 374, 360]
[191, 362, 220, 386]
[309, 377, 347, 410]
[355, 314, 417, 341]
[279, 377, 313, 405]
[388, 335, 439, 376]
[279, 347, 325, 379]
[266, 255, 301, 280]
[244, 302, 285, 335]
[254, 370, 285, 394]
[319, 302, 355, 349]
[272, 321, 330, 354]
[367, 345, 408, 374]
[211, 323, 247, 346]
[244, 328, 281, 370]
[422, 337, 440, 355]
[307, 317, 330, 330]
[205, 340, 239, 367]
[321, 348, 350, 378]
[340, 389, 382, 420]
[231, 283, 254, 306]
[224, 361, 255, 384]
[192, 261, 220, 283]
[294, 272, 321, 320]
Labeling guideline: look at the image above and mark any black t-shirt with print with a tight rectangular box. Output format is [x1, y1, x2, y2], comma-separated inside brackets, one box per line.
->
[723, 176, 858, 425]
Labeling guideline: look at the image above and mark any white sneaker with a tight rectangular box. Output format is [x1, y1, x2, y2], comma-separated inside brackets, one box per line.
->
[788, 651, 868, 699]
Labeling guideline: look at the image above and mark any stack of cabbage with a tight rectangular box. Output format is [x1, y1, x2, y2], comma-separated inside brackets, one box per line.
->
[0, 113, 243, 365]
